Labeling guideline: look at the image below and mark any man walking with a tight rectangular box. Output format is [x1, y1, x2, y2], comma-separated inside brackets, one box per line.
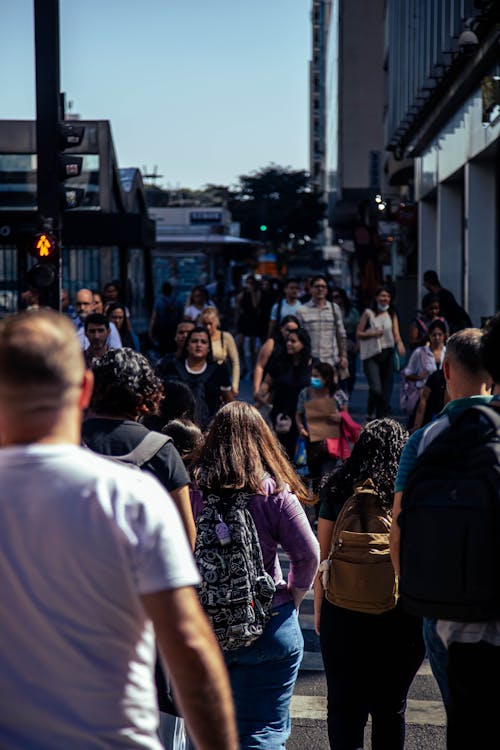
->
[0, 310, 237, 750]
[390, 328, 493, 723]
[267, 277, 302, 337]
[423, 270, 472, 333]
[297, 274, 348, 371]
[75, 287, 121, 350]
[83, 312, 111, 367]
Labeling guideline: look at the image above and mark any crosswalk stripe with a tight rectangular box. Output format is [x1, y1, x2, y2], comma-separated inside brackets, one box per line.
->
[299, 651, 435, 680]
[290, 695, 446, 726]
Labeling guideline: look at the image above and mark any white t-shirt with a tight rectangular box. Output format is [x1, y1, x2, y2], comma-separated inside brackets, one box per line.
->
[0, 444, 200, 750]
[269, 299, 302, 323]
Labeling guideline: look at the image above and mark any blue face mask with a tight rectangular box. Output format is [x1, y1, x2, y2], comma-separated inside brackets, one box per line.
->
[310, 377, 323, 389]
[377, 303, 390, 312]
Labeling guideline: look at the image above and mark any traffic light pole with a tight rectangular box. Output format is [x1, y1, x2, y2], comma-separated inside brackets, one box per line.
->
[34, 0, 62, 310]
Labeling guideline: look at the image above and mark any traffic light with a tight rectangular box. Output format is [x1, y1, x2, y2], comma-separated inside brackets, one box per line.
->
[26, 230, 59, 289]
[59, 123, 85, 210]
[259, 224, 268, 232]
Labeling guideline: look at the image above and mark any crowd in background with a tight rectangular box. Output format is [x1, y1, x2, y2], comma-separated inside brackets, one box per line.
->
[49, 269, 477, 479]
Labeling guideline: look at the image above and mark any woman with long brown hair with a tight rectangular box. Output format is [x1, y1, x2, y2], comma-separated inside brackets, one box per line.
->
[190, 401, 319, 750]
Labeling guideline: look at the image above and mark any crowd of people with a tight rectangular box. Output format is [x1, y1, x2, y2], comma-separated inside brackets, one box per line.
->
[2, 269, 497, 750]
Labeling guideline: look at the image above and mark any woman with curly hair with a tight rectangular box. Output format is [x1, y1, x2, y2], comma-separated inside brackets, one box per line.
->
[82, 347, 195, 546]
[315, 418, 424, 750]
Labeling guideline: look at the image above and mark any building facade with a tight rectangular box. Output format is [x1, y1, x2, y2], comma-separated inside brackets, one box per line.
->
[310, 0, 331, 197]
[322, 0, 389, 299]
[0, 119, 154, 328]
[386, 0, 500, 323]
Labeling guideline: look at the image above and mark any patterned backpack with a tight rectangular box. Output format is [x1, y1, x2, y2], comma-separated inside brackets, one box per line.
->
[194, 489, 276, 651]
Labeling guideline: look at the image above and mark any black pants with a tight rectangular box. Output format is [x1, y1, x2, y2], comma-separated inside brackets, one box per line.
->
[447, 640, 500, 749]
[319, 598, 424, 750]
[363, 347, 394, 418]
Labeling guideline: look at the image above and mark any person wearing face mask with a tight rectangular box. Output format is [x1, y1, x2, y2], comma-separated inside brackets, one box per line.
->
[356, 286, 406, 420]
[296, 363, 361, 497]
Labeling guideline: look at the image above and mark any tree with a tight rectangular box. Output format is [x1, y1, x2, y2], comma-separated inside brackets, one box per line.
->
[228, 164, 326, 250]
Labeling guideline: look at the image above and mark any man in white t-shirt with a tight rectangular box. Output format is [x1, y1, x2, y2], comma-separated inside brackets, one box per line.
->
[0, 310, 237, 750]
[267, 277, 302, 338]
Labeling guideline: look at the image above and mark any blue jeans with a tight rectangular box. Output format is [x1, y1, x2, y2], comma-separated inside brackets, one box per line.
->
[223, 601, 304, 750]
[422, 617, 449, 711]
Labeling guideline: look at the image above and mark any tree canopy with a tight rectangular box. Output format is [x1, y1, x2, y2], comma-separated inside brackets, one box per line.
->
[144, 165, 326, 252]
[228, 164, 326, 249]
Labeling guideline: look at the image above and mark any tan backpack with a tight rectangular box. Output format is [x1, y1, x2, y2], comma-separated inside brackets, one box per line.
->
[323, 478, 398, 614]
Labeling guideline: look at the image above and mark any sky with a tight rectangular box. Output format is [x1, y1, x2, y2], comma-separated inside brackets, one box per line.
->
[0, 0, 311, 190]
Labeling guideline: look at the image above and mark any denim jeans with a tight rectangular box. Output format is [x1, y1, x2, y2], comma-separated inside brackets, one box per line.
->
[422, 617, 449, 711]
[222, 601, 304, 750]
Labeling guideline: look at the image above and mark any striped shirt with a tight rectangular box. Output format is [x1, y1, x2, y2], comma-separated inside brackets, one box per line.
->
[297, 300, 346, 366]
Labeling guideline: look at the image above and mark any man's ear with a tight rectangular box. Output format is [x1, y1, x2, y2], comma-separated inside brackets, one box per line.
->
[443, 359, 451, 383]
[79, 369, 94, 410]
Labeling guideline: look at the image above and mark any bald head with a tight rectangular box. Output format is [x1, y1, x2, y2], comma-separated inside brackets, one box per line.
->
[75, 288, 93, 321]
[0, 310, 85, 413]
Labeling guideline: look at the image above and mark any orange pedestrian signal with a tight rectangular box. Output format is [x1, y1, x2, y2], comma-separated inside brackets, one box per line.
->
[36, 234, 53, 257]
[30, 232, 56, 259]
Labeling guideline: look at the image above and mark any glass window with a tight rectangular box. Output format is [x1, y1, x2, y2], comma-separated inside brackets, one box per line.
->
[0, 154, 100, 210]
[0, 154, 37, 209]
[64, 155, 100, 209]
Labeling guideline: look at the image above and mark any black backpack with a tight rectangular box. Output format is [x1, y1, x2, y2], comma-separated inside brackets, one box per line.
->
[194, 489, 276, 651]
[399, 404, 500, 622]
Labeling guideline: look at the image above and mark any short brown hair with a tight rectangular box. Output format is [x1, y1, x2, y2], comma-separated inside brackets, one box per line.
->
[444, 328, 485, 376]
[0, 310, 84, 409]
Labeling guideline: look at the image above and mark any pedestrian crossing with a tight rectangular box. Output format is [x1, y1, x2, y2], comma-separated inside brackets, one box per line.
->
[278, 554, 448, 748]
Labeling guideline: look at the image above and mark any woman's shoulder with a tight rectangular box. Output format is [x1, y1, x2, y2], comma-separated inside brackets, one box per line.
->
[256, 475, 288, 499]
[221, 329, 235, 344]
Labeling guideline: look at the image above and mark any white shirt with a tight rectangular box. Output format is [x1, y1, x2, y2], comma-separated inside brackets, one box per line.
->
[269, 299, 302, 323]
[0, 444, 200, 749]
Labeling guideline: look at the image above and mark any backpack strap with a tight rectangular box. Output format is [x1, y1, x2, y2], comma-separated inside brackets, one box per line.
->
[417, 414, 450, 456]
[449, 403, 500, 432]
[277, 297, 283, 324]
[113, 432, 172, 467]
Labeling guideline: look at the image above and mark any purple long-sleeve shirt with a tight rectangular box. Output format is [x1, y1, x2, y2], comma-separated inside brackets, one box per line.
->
[190, 476, 319, 608]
